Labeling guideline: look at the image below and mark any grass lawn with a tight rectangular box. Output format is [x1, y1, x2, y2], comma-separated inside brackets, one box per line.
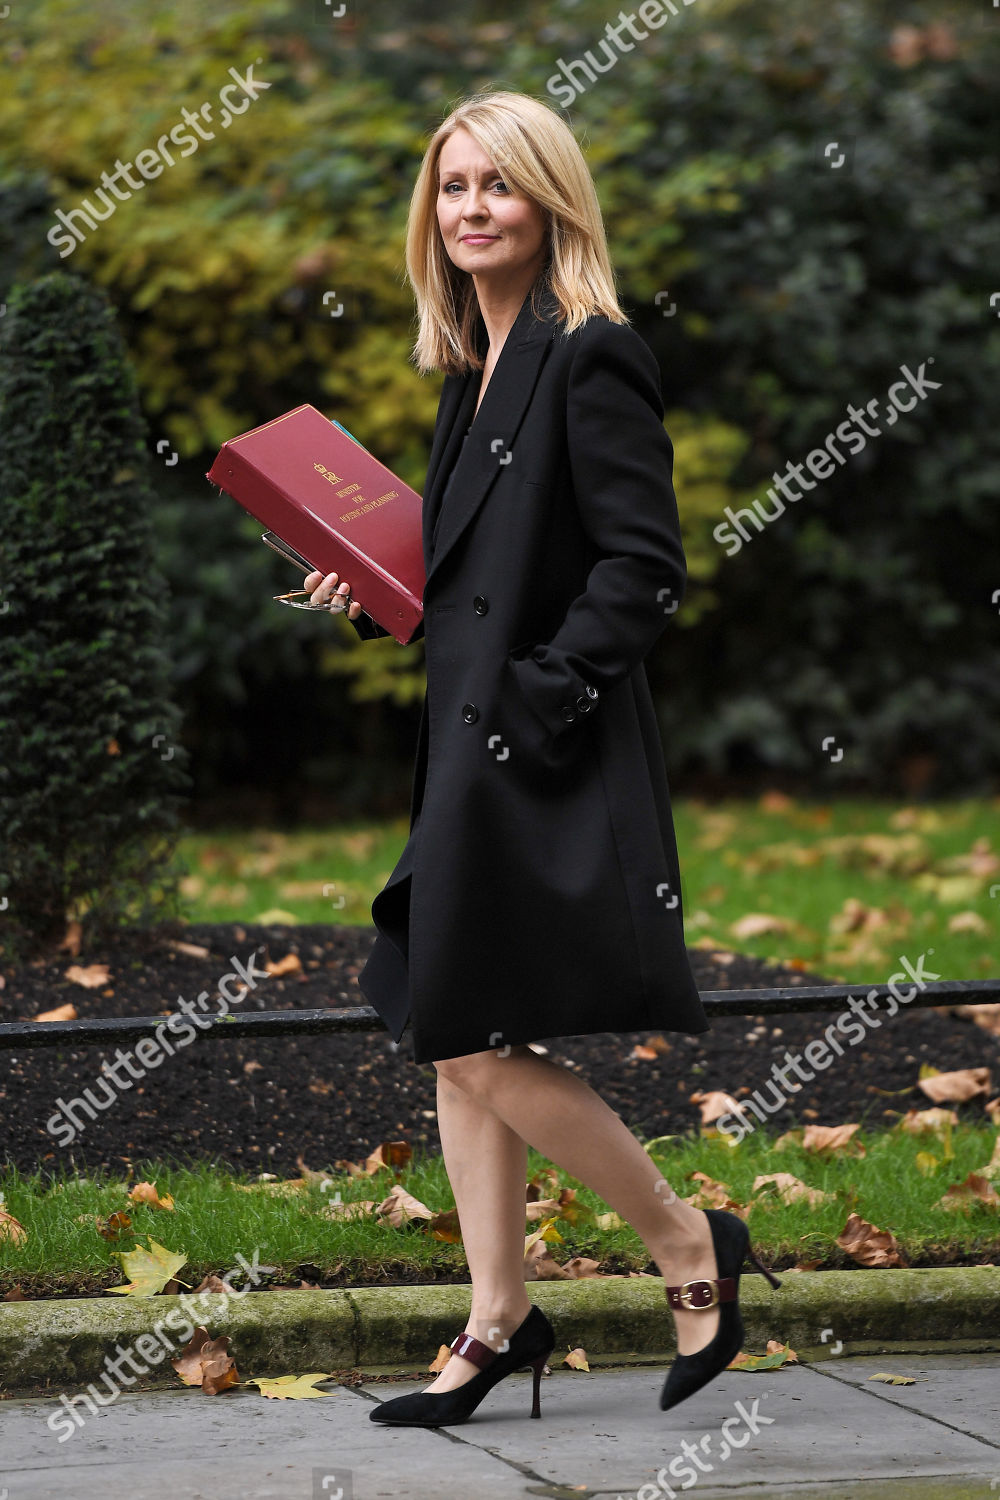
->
[173, 796, 1000, 987]
[1, 1118, 997, 1298]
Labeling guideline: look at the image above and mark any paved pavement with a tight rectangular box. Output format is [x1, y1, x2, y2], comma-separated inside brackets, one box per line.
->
[2, 1351, 998, 1499]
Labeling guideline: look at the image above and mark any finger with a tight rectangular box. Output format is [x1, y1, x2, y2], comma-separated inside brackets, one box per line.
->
[303, 570, 322, 589]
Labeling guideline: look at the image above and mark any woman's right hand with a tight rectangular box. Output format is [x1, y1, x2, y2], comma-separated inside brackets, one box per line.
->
[303, 569, 363, 621]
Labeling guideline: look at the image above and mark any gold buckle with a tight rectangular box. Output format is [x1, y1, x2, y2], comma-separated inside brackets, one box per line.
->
[678, 1278, 719, 1309]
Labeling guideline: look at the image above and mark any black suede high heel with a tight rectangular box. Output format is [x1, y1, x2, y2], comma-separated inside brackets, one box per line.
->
[369, 1304, 555, 1426]
[659, 1207, 782, 1412]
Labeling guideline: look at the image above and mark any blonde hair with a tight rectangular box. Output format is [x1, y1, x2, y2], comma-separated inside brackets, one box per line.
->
[405, 89, 629, 376]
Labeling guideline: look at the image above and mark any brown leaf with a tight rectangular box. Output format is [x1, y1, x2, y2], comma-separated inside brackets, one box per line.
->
[333, 1140, 413, 1178]
[730, 913, 793, 939]
[525, 1197, 562, 1221]
[427, 1207, 463, 1243]
[935, 1172, 1000, 1211]
[562, 1257, 609, 1279]
[918, 1067, 992, 1103]
[128, 1181, 174, 1211]
[429, 1343, 453, 1373]
[896, 1107, 959, 1134]
[951, 1004, 1000, 1036]
[629, 1044, 660, 1061]
[562, 1346, 589, 1370]
[526, 1168, 562, 1202]
[524, 1240, 571, 1281]
[264, 953, 302, 977]
[752, 1172, 832, 1208]
[32, 1002, 78, 1022]
[801, 1123, 865, 1156]
[172, 1327, 239, 1393]
[689, 1089, 746, 1126]
[836, 1211, 907, 1267]
[3, 1287, 27, 1300]
[63, 964, 110, 989]
[373, 1183, 435, 1227]
[95, 1210, 132, 1240]
[0, 1209, 27, 1245]
[191, 1274, 230, 1294]
[321, 1197, 375, 1222]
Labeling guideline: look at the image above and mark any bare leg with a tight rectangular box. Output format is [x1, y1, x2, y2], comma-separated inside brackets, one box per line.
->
[420, 1068, 533, 1394]
[433, 1045, 723, 1358]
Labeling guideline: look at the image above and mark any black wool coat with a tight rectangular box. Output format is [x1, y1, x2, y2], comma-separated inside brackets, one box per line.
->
[349, 282, 710, 1064]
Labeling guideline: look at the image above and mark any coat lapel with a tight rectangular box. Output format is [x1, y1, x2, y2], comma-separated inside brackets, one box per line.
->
[422, 283, 560, 594]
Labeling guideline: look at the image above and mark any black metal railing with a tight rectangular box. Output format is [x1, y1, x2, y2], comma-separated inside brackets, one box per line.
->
[1, 979, 997, 1050]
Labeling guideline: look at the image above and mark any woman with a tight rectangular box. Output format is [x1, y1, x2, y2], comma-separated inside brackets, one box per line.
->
[305, 89, 780, 1425]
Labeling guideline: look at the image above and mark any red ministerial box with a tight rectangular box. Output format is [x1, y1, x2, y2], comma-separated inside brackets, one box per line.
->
[206, 403, 425, 644]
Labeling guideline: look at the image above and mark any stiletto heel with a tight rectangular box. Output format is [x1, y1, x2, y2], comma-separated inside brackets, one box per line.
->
[527, 1349, 547, 1418]
[746, 1244, 782, 1289]
[370, 1304, 555, 1427]
[659, 1207, 781, 1413]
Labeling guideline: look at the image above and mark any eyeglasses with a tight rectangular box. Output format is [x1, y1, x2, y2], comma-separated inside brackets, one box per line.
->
[272, 588, 352, 613]
[259, 531, 353, 612]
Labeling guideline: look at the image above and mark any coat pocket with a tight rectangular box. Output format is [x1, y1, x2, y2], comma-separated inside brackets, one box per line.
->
[499, 652, 589, 779]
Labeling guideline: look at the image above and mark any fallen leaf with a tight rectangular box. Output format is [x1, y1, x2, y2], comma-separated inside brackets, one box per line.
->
[265, 952, 303, 977]
[752, 1173, 832, 1208]
[0, 1209, 27, 1245]
[562, 1346, 589, 1370]
[321, 1198, 376, 1222]
[246, 1372, 335, 1398]
[868, 1372, 920, 1385]
[917, 1067, 992, 1103]
[172, 1327, 239, 1393]
[334, 1140, 413, 1178]
[896, 1107, 959, 1134]
[95, 1210, 132, 1240]
[427, 1207, 463, 1243]
[429, 1344, 452, 1373]
[950, 1004, 1000, 1036]
[32, 1002, 78, 1023]
[836, 1212, 907, 1267]
[801, 1123, 866, 1156]
[730, 913, 793, 939]
[3, 1287, 27, 1300]
[63, 964, 110, 989]
[108, 1238, 191, 1297]
[373, 1183, 435, 1227]
[191, 1273, 230, 1294]
[727, 1341, 797, 1370]
[689, 1089, 746, 1127]
[947, 911, 989, 935]
[128, 1181, 175, 1211]
[934, 1172, 1000, 1211]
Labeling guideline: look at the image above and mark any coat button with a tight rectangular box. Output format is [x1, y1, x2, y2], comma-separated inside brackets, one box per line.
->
[561, 703, 577, 722]
[462, 702, 479, 723]
[576, 693, 592, 713]
[473, 595, 489, 615]
[585, 684, 599, 699]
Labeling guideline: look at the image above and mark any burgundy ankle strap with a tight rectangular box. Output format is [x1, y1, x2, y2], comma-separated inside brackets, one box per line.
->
[449, 1331, 498, 1371]
[665, 1276, 737, 1311]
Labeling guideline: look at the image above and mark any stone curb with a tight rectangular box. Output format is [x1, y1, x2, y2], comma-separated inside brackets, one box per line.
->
[1, 1266, 998, 1395]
